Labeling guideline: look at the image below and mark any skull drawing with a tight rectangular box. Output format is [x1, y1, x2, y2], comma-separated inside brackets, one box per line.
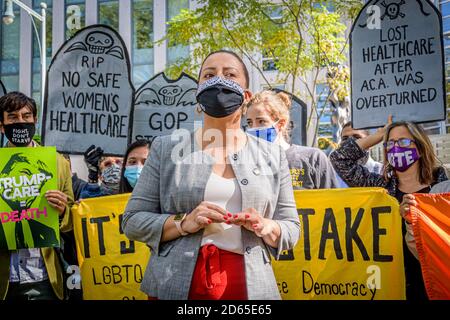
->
[381, 0, 406, 20]
[159, 86, 182, 105]
[85, 31, 114, 54]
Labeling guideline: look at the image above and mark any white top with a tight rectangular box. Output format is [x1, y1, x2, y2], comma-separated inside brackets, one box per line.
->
[201, 172, 244, 255]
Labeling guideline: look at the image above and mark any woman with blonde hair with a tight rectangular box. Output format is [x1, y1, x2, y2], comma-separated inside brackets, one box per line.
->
[330, 118, 448, 300]
[244, 90, 338, 189]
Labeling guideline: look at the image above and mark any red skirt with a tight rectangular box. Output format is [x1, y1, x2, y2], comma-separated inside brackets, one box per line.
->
[188, 244, 248, 300]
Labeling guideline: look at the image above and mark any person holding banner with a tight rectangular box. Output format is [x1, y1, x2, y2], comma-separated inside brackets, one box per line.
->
[0, 92, 74, 300]
[122, 50, 300, 300]
[244, 90, 338, 190]
[330, 119, 448, 300]
[119, 140, 151, 193]
[399, 180, 450, 258]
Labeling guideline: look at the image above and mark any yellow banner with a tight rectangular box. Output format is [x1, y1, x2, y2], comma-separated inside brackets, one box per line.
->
[272, 188, 406, 300]
[72, 194, 150, 300]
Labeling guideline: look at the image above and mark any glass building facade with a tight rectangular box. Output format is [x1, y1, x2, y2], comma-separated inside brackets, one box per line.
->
[0, 0, 191, 109]
[441, 0, 450, 133]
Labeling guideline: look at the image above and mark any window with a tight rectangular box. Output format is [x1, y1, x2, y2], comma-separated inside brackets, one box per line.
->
[0, 3, 20, 91]
[313, 2, 335, 12]
[441, 1, 450, 18]
[32, 0, 53, 110]
[421, 122, 442, 135]
[444, 33, 450, 48]
[65, 0, 85, 39]
[444, 17, 450, 32]
[167, 0, 189, 68]
[262, 6, 283, 72]
[262, 84, 286, 91]
[316, 83, 333, 139]
[445, 48, 450, 63]
[98, 0, 119, 30]
[132, 0, 154, 86]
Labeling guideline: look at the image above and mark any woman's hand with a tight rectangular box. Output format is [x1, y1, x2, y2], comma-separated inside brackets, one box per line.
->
[229, 208, 273, 237]
[182, 201, 227, 234]
[45, 190, 68, 216]
[357, 115, 393, 150]
[400, 194, 417, 224]
[230, 208, 281, 249]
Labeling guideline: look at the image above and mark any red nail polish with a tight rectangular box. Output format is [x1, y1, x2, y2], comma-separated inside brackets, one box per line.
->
[208, 220, 212, 224]
[226, 221, 231, 225]
[234, 214, 238, 218]
[228, 213, 232, 217]
[245, 214, 250, 219]
[253, 224, 258, 228]
[224, 216, 228, 220]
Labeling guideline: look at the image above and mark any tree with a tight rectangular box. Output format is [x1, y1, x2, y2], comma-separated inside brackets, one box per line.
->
[162, 0, 363, 146]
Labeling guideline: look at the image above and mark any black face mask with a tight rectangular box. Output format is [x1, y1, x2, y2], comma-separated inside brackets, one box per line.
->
[196, 76, 245, 118]
[3, 122, 36, 147]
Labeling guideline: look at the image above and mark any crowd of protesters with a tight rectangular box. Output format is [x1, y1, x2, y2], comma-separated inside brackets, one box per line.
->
[0, 50, 448, 301]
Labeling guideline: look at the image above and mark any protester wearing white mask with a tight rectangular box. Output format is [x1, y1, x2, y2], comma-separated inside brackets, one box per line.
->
[245, 90, 338, 190]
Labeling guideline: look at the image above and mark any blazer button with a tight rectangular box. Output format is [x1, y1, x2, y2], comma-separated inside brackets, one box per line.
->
[233, 154, 238, 161]
[241, 179, 248, 185]
[245, 247, 251, 254]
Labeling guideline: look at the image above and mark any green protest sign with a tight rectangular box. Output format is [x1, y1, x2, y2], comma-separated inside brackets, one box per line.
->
[0, 147, 60, 250]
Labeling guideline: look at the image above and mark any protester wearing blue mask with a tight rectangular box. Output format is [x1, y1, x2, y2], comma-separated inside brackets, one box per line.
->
[119, 140, 151, 193]
[244, 90, 339, 190]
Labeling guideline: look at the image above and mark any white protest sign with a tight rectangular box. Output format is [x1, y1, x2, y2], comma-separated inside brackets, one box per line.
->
[350, 0, 445, 129]
[42, 25, 134, 156]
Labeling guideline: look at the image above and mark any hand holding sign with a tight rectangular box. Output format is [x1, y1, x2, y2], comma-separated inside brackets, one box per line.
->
[45, 190, 68, 216]
[400, 194, 417, 223]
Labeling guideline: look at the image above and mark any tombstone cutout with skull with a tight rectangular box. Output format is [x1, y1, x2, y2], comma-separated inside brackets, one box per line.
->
[350, 0, 445, 129]
[132, 72, 200, 144]
[86, 31, 114, 54]
[43, 25, 134, 156]
[381, 0, 406, 20]
[159, 86, 182, 105]
[65, 30, 124, 59]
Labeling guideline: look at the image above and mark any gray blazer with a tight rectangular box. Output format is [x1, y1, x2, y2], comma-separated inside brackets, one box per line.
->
[122, 130, 300, 300]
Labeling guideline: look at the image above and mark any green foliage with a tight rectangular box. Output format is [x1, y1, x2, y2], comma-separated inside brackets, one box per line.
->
[33, 135, 41, 145]
[162, 0, 363, 145]
[163, 0, 361, 81]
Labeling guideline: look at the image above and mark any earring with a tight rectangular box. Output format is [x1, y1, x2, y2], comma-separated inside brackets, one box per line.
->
[196, 105, 203, 114]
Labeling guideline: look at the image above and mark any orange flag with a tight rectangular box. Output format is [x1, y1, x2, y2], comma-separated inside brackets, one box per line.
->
[410, 193, 450, 300]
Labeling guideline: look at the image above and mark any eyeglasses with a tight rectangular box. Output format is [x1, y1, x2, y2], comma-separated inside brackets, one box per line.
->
[383, 138, 415, 150]
[341, 134, 363, 142]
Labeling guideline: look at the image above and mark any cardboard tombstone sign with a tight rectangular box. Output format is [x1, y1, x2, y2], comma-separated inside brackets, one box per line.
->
[0, 80, 5, 96]
[42, 25, 134, 156]
[350, 0, 445, 129]
[242, 89, 307, 146]
[274, 89, 307, 146]
[0, 80, 7, 147]
[132, 73, 200, 143]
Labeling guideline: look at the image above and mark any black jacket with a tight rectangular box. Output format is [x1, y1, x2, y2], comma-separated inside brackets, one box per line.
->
[329, 138, 448, 197]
